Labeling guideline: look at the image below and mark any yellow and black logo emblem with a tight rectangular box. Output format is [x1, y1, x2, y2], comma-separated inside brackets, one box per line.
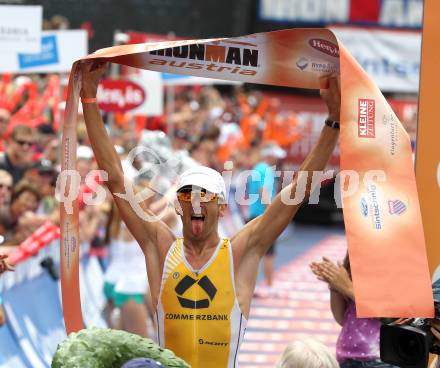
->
[175, 275, 217, 309]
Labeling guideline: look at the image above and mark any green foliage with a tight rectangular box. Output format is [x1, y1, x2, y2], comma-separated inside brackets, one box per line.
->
[51, 328, 191, 368]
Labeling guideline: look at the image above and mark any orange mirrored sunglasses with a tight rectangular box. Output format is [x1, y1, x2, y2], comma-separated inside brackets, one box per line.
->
[177, 191, 219, 203]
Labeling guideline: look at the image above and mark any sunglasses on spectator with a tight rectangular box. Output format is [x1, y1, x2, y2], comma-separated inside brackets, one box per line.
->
[177, 191, 219, 203]
[38, 170, 54, 177]
[14, 138, 34, 147]
[0, 183, 12, 190]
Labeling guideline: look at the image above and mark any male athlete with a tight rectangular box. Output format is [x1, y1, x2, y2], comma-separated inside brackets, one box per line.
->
[80, 61, 340, 368]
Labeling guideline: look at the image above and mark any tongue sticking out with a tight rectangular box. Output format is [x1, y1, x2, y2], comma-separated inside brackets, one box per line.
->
[191, 218, 204, 235]
[190, 196, 204, 235]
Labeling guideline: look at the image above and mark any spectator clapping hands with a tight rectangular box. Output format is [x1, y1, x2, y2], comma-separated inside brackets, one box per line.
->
[310, 257, 354, 299]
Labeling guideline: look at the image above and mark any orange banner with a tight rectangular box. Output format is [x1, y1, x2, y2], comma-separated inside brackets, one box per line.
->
[61, 28, 433, 333]
[60, 67, 84, 333]
[417, 0, 440, 280]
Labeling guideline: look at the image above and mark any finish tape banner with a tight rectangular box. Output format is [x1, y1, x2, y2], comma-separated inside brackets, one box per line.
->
[61, 28, 433, 333]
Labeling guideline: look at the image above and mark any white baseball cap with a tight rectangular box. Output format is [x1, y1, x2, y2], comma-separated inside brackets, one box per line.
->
[77, 145, 94, 160]
[176, 166, 227, 202]
[261, 143, 286, 159]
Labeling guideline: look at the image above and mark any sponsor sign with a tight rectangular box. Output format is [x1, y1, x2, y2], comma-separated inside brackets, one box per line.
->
[98, 72, 163, 116]
[360, 197, 369, 217]
[174, 275, 217, 309]
[129, 69, 163, 116]
[331, 27, 421, 93]
[148, 41, 260, 77]
[388, 199, 407, 215]
[0, 5, 42, 53]
[381, 112, 400, 156]
[121, 32, 241, 86]
[361, 184, 383, 230]
[3, 273, 66, 366]
[358, 99, 375, 138]
[295, 57, 338, 73]
[359, 187, 409, 230]
[259, 0, 423, 29]
[309, 39, 339, 57]
[97, 79, 145, 113]
[0, 30, 87, 74]
[18, 35, 59, 69]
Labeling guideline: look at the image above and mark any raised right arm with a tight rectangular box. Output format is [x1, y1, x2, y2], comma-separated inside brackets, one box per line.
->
[79, 61, 175, 257]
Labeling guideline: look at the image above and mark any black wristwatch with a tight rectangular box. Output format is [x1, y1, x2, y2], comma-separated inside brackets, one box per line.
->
[325, 118, 340, 129]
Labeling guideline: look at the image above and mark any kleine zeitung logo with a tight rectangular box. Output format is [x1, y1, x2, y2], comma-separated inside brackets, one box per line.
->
[358, 99, 376, 138]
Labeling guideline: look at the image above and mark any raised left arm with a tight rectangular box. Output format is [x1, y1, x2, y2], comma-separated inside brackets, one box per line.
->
[246, 75, 340, 256]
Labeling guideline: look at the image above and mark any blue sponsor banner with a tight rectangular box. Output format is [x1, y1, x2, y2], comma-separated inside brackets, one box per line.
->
[258, 0, 423, 29]
[18, 35, 59, 69]
[0, 250, 108, 367]
[3, 273, 66, 367]
[0, 322, 31, 368]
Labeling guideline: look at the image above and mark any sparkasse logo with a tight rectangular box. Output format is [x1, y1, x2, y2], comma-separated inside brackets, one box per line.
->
[358, 99, 376, 138]
[308, 39, 339, 58]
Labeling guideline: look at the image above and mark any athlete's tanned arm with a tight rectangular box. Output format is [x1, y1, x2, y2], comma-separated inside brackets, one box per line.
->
[80, 62, 175, 306]
[232, 76, 340, 315]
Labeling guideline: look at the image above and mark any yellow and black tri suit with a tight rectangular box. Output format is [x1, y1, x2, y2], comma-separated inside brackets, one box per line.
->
[156, 237, 247, 368]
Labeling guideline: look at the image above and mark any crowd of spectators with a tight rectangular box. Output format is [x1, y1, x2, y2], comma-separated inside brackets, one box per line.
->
[0, 71, 300, 243]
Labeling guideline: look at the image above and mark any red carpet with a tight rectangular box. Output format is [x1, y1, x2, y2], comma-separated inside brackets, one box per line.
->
[238, 235, 347, 367]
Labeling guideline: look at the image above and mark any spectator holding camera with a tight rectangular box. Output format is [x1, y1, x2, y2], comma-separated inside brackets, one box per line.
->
[430, 321, 440, 368]
[310, 253, 397, 368]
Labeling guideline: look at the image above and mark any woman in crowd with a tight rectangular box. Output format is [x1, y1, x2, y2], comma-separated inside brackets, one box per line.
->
[0, 179, 42, 245]
[0, 170, 12, 208]
[103, 200, 150, 337]
[310, 253, 397, 368]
